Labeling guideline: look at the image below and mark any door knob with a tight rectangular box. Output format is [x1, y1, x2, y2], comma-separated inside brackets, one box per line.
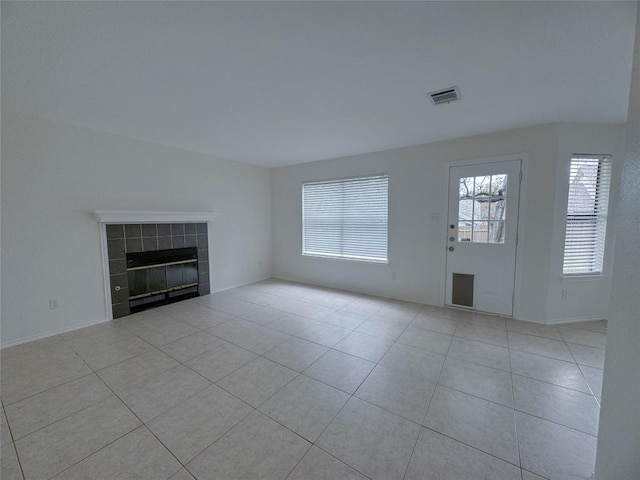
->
[448, 246, 455, 252]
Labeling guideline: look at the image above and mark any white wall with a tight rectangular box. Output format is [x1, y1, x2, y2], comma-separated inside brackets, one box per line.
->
[1, 110, 272, 346]
[1, 112, 627, 349]
[595, 5, 640, 478]
[272, 122, 625, 323]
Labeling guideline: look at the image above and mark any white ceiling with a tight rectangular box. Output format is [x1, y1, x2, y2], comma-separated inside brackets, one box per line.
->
[2, 1, 637, 167]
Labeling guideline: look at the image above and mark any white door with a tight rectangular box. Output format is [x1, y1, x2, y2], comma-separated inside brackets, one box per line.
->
[445, 160, 521, 316]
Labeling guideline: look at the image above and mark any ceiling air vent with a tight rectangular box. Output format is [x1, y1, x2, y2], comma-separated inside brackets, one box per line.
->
[428, 86, 461, 105]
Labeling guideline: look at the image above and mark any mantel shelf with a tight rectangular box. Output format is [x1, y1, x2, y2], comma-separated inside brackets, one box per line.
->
[93, 210, 218, 224]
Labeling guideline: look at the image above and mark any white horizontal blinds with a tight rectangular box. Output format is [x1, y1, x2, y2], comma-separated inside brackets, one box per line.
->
[563, 156, 611, 274]
[303, 174, 388, 262]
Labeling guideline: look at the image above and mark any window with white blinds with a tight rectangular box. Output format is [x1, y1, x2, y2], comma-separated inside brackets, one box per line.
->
[563, 155, 611, 275]
[302, 174, 388, 262]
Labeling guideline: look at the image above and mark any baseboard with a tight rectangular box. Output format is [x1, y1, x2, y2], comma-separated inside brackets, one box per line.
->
[0, 317, 112, 350]
[545, 315, 607, 325]
[513, 314, 606, 326]
[1, 277, 272, 350]
[271, 275, 437, 306]
[273, 276, 610, 325]
[3, 277, 606, 349]
[211, 276, 273, 295]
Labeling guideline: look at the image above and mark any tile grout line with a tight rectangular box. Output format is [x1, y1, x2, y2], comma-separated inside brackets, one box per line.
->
[507, 325, 525, 476]
[114, 324, 294, 478]
[224, 296, 423, 478]
[57, 350, 191, 480]
[1, 370, 97, 408]
[244, 293, 394, 480]
[401, 314, 531, 474]
[509, 370, 598, 404]
[13, 345, 181, 480]
[280, 305, 422, 480]
[2, 403, 27, 480]
[175, 296, 384, 478]
[401, 311, 461, 480]
[513, 410, 599, 438]
[208, 296, 383, 480]
[447, 344, 596, 397]
[58, 326, 250, 477]
[154, 315, 265, 476]
[418, 425, 525, 470]
[45, 425, 171, 480]
[561, 331, 603, 400]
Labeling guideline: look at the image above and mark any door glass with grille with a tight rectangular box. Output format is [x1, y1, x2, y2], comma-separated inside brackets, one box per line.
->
[458, 174, 507, 243]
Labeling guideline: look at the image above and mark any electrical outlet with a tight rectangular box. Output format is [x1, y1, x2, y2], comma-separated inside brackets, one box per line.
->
[561, 289, 567, 300]
[431, 213, 440, 222]
[49, 299, 58, 309]
[392, 272, 397, 281]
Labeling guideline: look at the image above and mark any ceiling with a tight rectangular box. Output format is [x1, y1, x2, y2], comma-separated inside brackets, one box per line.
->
[2, 1, 637, 167]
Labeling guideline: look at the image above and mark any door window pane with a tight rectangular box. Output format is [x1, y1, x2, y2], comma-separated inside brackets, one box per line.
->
[458, 221, 471, 242]
[458, 174, 508, 243]
[474, 201, 489, 220]
[474, 176, 491, 197]
[459, 178, 473, 199]
[489, 221, 505, 244]
[472, 221, 488, 242]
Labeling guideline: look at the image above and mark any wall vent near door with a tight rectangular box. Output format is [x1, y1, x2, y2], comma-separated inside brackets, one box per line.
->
[428, 86, 461, 105]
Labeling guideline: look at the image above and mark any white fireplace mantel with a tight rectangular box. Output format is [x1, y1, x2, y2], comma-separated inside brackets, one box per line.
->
[94, 210, 218, 224]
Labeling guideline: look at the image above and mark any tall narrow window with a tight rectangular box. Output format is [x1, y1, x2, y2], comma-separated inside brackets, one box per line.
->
[302, 174, 388, 263]
[563, 155, 611, 275]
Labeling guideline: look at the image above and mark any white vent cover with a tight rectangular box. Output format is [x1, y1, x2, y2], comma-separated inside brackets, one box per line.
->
[428, 86, 461, 105]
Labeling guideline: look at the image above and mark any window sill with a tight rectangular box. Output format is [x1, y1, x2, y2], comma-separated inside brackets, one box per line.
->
[561, 274, 609, 283]
[301, 253, 389, 265]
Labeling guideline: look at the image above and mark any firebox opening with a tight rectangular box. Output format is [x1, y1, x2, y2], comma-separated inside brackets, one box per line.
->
[126, 247, 199, 313]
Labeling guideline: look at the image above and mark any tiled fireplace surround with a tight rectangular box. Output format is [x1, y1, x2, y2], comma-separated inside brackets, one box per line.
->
[106, 222, 210, 318]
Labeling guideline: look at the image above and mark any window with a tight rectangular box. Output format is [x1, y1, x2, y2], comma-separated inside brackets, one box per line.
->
[302, 174, 388, 262]
[458, 174, 508, 243]
[563, 155, 612, 275]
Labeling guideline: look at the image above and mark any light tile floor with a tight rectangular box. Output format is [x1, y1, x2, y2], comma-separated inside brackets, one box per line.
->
[0, 279, 607, 480]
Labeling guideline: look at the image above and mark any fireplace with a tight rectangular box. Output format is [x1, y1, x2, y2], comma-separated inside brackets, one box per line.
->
[127, 247, 200, 313]
[98, 215, 212, 319]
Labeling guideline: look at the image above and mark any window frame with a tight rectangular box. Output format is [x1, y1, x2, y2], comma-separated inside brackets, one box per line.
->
[562, 154, 612, 276]
[301, 173, 389, 264]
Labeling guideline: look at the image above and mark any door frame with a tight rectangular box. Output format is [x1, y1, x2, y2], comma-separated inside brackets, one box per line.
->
[439, 154, 529, 318]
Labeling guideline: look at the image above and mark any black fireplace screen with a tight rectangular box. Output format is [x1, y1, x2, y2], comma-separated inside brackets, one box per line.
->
[126, 247, 199, 311]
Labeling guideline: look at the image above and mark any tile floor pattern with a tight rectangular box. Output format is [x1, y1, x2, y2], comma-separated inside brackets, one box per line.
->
[0, 279, 606, 480]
